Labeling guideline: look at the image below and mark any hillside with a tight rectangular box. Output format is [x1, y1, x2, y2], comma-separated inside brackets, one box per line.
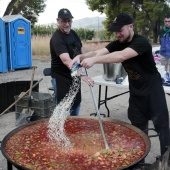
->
[72, 16, 106, 30]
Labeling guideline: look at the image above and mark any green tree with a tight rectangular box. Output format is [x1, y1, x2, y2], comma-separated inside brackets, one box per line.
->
[31, 25, 96, 41]
[3, 0, 46, 26]
[32, 24, 57, 36]
[74, 28, 95, 41]
[86, 0, 170, 43]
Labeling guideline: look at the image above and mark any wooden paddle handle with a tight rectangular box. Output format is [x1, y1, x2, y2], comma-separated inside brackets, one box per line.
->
[29, 66, 37, 97]
[0, 78, 43, 117]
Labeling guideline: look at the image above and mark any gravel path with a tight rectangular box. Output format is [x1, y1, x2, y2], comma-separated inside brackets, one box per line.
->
[0, 59, 170, 169]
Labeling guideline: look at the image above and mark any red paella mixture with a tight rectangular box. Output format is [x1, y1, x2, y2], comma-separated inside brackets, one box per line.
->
[5, 118, 146, 170]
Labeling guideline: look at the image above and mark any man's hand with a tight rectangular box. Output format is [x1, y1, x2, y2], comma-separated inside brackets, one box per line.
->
[80, 57, 95, 69]
[81, 76, 94, 86]
[69, 56, 80, 69]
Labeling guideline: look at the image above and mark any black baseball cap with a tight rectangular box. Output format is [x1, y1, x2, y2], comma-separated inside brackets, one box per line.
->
[58, 8, 74, 19]
[109, 13, 133, 32]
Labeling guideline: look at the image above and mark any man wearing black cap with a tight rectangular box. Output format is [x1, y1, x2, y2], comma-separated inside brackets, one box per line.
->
[70, 13, 170, 158]
[50, 8, 93, 116]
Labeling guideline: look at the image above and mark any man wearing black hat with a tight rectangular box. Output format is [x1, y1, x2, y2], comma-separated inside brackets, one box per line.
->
[50, 8, 93, 116]
[70, 13, 170, 158]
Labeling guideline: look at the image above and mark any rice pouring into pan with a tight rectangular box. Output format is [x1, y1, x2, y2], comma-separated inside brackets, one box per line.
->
[47, 64, 81, 149]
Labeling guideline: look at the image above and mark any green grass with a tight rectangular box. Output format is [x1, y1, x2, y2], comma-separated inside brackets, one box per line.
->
[31, 35, 108, 60]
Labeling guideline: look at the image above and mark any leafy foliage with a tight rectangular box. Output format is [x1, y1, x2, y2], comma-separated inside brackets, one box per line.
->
[3, 0, 46, 27]
[4, 0, 170, 42]
[32, 24, 57, 36]
[74, 28, 95, 41]
[21, 0, 46, 26]
[31, 25, 96, 41]
[85, 0, 170, 43]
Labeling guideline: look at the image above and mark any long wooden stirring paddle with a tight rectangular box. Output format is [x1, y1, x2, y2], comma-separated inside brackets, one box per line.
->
[85, 69, 110, 150]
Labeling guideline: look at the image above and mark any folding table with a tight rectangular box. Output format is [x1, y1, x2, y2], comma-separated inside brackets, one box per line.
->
[91, 75, 170, 117]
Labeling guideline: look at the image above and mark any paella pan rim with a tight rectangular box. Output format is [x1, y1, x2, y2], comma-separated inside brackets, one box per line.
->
[1, 116, 151, 170]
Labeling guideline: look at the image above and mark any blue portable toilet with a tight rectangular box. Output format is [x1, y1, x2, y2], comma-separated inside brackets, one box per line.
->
[2, 15, 32, 71]
[0, 18, 8, 73]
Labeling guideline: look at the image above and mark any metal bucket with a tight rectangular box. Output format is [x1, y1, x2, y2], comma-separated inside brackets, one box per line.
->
[102, 63, 127, 81]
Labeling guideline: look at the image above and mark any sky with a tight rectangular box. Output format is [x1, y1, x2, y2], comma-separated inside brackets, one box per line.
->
[0, 0, 106, 25]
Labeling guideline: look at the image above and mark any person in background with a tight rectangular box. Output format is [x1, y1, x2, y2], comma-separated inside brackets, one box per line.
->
[70, 13, 170, 158]
[50, 8, 93, 116]
[160, 14, 170, 74]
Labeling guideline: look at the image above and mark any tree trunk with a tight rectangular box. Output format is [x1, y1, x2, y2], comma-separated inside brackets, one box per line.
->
[11, 0, 32, 14]
[3, 0, 32, 16]
[152, 20, 160, 44]
[3, 0, 18, 16]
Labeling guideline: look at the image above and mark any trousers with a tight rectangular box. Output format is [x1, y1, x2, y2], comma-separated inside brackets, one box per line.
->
[51, 78, 80, 116]
[160, 55, 170, 73]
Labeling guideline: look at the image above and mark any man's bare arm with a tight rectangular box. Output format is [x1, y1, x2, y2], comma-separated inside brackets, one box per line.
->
[81, 47, 138, 68]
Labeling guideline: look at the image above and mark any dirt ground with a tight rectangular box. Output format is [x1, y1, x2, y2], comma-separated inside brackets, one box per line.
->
[0, 59, 170, 169]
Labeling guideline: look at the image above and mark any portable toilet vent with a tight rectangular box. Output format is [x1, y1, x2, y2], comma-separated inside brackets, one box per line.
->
[0, 18, 8, 73]
[2, 15, 32, 71]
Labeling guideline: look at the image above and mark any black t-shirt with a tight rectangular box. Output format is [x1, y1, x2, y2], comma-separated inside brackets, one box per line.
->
[50, 29, 82, 77]
[106, 34, 161, 96]
[50, 29, 82, 106]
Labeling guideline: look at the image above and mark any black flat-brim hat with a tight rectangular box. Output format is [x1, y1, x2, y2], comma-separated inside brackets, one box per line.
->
[58, 8, 74, 19]
[109, 13, 133, 32]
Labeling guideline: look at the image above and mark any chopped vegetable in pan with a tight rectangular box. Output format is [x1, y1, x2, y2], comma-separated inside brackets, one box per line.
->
[5, 118, 147, 170]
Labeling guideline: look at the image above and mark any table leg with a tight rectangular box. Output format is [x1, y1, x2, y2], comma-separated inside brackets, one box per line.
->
[98, 85, 106, 117]
[97, 86, 109, 117]
[90, 84, 129, 118]
[90, 85, 106, 117]
[97, 86, 129, 118]
[98, 85, 101, 109]
[104, 86, 110, 117]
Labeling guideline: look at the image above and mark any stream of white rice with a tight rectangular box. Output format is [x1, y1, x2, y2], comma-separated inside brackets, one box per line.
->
[47, 76, 80, 150]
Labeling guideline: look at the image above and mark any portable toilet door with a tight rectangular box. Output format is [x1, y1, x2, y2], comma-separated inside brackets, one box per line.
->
[0, 18, 8, 73]
[3, 15, 32, 71]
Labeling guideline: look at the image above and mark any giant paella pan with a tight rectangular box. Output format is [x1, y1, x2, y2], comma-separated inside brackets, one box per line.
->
[1, 116, 151, 170]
